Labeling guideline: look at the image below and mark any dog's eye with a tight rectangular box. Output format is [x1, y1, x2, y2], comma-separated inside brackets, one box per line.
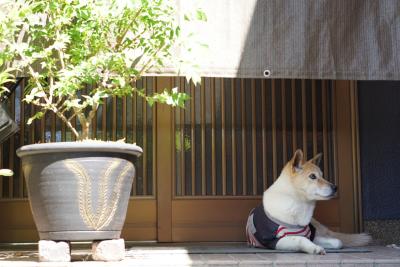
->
[309, 174, 317, 180]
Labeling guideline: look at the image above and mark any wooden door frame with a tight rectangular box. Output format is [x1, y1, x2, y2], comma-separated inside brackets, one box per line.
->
[155, 77, 174, 242]
[333, 80, 362, 233]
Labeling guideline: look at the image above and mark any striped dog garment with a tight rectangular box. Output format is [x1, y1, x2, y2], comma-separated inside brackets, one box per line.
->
[246, 203, 316, 249]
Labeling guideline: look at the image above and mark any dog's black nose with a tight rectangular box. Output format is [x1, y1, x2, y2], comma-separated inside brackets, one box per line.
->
[331, 185, 337, 193]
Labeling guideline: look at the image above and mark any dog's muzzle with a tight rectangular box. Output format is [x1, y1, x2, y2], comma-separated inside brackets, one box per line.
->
[329, 184, 338, 197]
[331, 184, 337, 193]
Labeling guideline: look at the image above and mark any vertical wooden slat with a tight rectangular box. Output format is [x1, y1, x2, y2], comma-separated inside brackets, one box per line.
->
[61, 113, 66, 141]
[19, 79, 25, 198]
[312, 80, 318, 156]
[231, 79, 237, 195]
[221, 79, 227, 196]
[201, 78, 206, 195]
[179, 78, 185, 196]
[171, 79, 177, 197]
[9, 95, 15, 197]
[142, 78, 148, 195]
[281, 79, 287, 163]
[152, 78, 157, 196]
[92, 105, 97, 140]
[240, 79, 247, 195]
[132, 81, 137, 143]
[301, 80, 307, 159]
[291, 80, 297, 152]
[271, 80, 277, 180]
[331, 81, 338, 186]
[102, 100, 107, 141]
[40, 113, 45, 143]
[251, 79, 257, 195]
[9, 150, 13, 197]
[261, 79, 267, 189]
[131, 83, 137, 196]
[30, 105, 35, 144]
[51, 113, 56, 142]
[322, 80, 329, 176]
[191, 82, 196, 196]
[122, 96, 127, 139]
[112, 96, 117, 141]
[211, 78, 216, 195]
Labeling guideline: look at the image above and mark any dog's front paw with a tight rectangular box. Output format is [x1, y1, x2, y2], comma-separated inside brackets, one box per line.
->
[309, 245, 326, 255]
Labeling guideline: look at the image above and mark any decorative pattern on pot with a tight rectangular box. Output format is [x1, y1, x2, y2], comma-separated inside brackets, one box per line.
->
[64, 159, 133, 230]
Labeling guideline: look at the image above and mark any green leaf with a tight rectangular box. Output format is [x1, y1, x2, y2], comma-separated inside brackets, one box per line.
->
[146, 97, 155, 107]
[196, 9, 207, 21]
[175, 26, 181, 37]
[27, 111, 44, 125]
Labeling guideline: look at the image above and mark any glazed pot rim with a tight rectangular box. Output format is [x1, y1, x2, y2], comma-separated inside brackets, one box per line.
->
[16, 141, 143, 158]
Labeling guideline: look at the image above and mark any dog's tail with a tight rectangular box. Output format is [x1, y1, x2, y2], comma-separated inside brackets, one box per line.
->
[311, 218, 372, 247]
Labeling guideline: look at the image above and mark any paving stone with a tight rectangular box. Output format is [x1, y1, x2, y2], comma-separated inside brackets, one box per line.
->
[122, 254, 195, 267]
[307, 253, 361, 267]
[237, 264, 273, 267]
[38, 240, 71, 262]
[92, 239, 125, 261]
[341, 265, 374, 267]
[186, 254, 206, 267]
[256, 252, 306, 262]
[375, 258, 400, 264]
[341, 260, 374, 267]
[201, 254, 238, 266]
[265, 254, 307, 267]
[274, 264, 307, 267]
[307, 264, 340, 267]
[229, 254, 272, 266]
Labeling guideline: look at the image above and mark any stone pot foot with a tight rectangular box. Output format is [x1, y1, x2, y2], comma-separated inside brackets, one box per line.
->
[92, 238, 125, 261]
[38, 240, 71, 262]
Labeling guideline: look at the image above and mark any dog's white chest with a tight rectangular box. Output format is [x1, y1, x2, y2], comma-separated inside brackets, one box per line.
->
[263, 191, 315, 226]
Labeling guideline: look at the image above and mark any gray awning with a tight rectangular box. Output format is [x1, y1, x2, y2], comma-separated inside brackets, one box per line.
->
[171, 0, 400, 80]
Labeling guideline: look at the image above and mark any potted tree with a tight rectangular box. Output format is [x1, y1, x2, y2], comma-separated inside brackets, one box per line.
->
[0, 0, 204, 262]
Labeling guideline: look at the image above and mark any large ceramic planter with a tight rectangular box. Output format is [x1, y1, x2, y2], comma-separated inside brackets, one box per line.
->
[16, 141, 142, 241]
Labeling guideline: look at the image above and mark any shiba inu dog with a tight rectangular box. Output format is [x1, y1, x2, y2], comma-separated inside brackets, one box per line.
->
[246, 149, 371, 254]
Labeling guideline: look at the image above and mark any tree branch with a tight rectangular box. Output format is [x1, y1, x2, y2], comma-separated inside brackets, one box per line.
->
[115, 6, 144, 50]
[87, 102, 98, 122]
[55, 108, 80, 139]
[137, 44, 165, 76]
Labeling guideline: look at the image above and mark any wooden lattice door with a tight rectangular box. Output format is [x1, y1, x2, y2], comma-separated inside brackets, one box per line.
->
[155, 78, 361, 242]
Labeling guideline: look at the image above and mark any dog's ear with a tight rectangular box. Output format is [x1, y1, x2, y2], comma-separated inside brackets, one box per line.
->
[291, 149, 303, 171]
[309, 153, 322, 166]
